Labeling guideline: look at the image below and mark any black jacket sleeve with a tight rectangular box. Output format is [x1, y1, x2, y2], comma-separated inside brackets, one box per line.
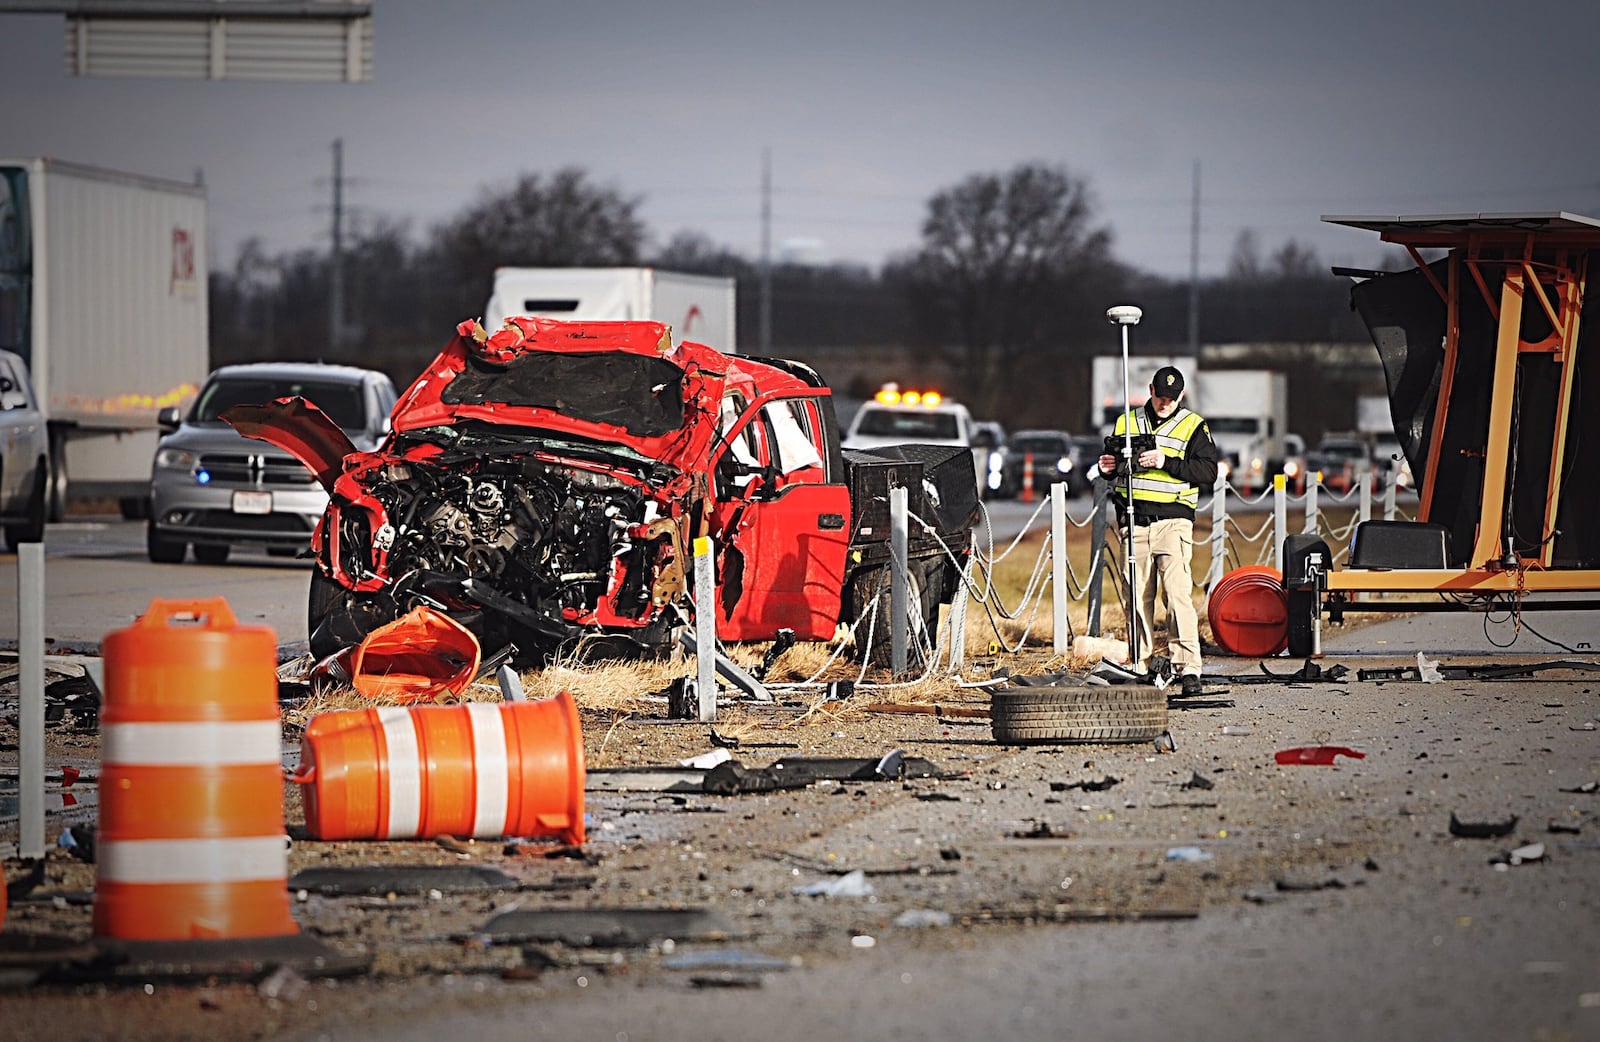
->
[1165, 417, 1220, 488]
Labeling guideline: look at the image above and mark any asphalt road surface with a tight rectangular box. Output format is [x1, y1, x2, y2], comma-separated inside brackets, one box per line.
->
[0, 516, 317, 652]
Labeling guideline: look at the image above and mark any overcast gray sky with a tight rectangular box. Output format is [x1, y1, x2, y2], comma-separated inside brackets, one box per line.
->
[5, 0, 1599, 280]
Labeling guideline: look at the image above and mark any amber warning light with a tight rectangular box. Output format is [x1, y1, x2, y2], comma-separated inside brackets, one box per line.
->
[875, 383, 943, 406]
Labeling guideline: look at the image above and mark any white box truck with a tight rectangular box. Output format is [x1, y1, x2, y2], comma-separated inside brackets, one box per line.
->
[0, 158, 208, 518]
[1089, 354, 1197, 434]
[1190, 369, 1288, 494]
[484, 267, 737, 353]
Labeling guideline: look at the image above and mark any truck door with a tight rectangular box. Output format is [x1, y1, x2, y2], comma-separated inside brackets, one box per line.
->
[709, 395, 850, 641]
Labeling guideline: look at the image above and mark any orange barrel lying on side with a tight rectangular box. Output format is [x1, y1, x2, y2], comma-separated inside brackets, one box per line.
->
[293, 692, 585, 845]
[1207, 565, 1289, 657]
[95, 598, 297, 940]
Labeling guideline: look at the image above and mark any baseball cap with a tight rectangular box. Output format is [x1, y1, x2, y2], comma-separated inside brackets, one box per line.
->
[1151, 366, 1185, 397]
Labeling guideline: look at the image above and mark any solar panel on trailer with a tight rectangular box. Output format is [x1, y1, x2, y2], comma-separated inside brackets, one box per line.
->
[1322, 212, 1600, 235]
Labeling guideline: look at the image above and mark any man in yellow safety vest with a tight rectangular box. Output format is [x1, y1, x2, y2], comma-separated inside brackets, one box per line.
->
[1096, 365, 1219, 697]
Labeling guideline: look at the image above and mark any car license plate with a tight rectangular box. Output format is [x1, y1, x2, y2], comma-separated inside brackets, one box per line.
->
[232, 490, 272, 515]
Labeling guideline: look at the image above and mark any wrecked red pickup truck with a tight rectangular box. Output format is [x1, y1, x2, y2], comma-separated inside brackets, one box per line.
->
[227, 317, 978, 664]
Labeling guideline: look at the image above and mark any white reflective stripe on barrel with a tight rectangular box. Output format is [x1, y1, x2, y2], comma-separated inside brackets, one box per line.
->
[102, 721, 282, 767]
[377, 707, 422, 837]
[467, 704, 509, 837]
[97, 836, 288, 884]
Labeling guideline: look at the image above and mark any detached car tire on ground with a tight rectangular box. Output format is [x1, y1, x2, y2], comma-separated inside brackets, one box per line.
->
[230, 317, 978, 665]
[990, 687, 1169, 744]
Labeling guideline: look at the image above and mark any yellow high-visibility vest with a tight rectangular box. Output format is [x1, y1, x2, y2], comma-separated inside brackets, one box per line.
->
[1112, 406, 1204, 509]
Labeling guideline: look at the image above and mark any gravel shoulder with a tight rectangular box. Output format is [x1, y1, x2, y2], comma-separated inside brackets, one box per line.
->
[4, 615, 1599, 1042]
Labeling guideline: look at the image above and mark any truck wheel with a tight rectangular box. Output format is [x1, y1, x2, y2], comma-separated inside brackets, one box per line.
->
[46, 429, 69, 523]
[193, 544, 231, 566]
[1285, 588, 1318, 658]
[4, 466, 48, 547]
[307, 565, 355, 647]
[849, 565, 937, 668]
[146, 521, 186, 563]
[990, 688, 1168, 744]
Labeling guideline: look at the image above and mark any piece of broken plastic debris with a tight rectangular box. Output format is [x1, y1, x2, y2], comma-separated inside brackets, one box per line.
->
[1449, 812, 1518, 838]
[791, 869, 874, 898]
[1416, 652, 1443, 683]
[678, 748, 734, 770]
[1181, 771, 1215, 791]
[1221, 725, 1252, 736]
[662, 949, 792, 973]
[893, 909, 953, 929]
[875, 749, 906, 780]
[1559, 780, 1599, 794]
[1153, 731, 1177, 753]
[1275, 745, 1365, 765]
[258, 965, 309, 1002]
[1165, 846, 1213, 862]
[1507, 842, 1545, 865]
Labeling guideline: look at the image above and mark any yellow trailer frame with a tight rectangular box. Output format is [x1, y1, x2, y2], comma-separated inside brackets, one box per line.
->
[1313, 213, 1600, 607]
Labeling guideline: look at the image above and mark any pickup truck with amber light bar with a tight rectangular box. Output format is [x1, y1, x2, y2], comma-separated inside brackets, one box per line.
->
[225, 318, 978, 665]
[842, 383, 985, 494]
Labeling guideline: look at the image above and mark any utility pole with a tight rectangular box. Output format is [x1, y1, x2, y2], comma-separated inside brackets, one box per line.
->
[1188, 160, 1200, 357]
[759, 148, 772, 356]
[330, 138, 345, 354]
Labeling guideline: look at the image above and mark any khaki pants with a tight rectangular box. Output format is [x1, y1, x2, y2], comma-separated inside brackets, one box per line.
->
[1126, 517, 1202, 676]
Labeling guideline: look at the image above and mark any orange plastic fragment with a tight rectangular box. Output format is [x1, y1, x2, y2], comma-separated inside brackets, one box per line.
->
[349, 606, 482, 703]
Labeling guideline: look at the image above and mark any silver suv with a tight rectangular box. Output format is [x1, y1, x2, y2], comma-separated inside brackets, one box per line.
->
[0, 349, 49, 549]
[147, 362, 397, 564]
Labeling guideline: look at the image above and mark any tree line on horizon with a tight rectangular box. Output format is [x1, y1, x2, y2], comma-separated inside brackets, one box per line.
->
[208, 162, 1386, 432]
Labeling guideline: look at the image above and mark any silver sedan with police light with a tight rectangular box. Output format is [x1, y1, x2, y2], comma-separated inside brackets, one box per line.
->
[147, 362, 396, 564]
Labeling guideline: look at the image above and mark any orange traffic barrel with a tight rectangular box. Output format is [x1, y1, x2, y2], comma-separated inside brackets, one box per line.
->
[1207, 565, 1289, 657]
[293, 691, 585, 845]
[95, 599, 297, 940]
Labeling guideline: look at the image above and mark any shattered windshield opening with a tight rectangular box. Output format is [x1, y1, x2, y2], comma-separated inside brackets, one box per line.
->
[440, 350, 686, 437]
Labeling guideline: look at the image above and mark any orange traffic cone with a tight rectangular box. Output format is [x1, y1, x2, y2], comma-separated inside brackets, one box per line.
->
[94, 599, 297, 940]
[293, 692, 585, 845]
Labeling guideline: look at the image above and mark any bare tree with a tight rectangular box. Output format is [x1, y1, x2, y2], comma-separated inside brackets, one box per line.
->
[893, 162, 1117, 418]
[1270, 238, 1321, 278]
[651, 230, 748, 276]
[1229, 228, 1263, 280]
[425, 168, 647, 325]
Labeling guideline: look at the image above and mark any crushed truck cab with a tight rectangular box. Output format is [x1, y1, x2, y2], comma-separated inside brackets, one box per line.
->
[228, 317, 976, 663]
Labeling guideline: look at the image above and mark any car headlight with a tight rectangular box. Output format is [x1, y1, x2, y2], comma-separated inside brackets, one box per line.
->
[988, 451, 1005, 473]
[1056, 456, 1072, 473]
[1283, 460, 1301, 478]
[155, 447, 197, 470]
[1249, 456, 1264, 473]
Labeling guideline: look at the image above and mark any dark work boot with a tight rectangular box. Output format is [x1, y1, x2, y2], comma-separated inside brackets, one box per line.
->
[1179, 674, 1203, 697]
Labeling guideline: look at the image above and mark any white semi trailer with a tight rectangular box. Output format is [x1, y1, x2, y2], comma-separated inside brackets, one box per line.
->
[1191, 369, 1289, 494]
[0, 158, 208, 518]
[483, 267, 737, 353]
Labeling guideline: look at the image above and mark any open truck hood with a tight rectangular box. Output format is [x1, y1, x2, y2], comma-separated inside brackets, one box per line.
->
[223, 396, 359, 494]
